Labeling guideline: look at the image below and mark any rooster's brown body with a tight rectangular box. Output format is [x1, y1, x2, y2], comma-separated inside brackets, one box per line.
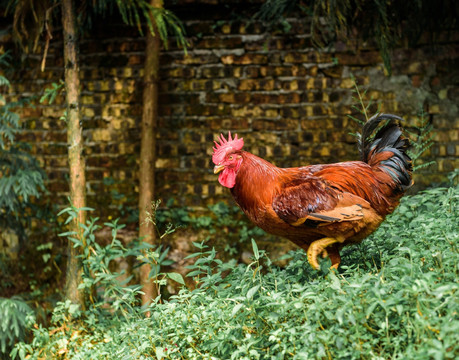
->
[212, 114, 413, 269]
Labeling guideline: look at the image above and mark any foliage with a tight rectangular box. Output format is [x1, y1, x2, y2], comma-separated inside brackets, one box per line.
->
[0, 57, 60, 336]
[256, 0, 459, 74]
[79, 0, 188, 50]
[97, 176, 138, 223]
[56, 202, 185, 309]
[405, 112, 436, 172]
[157, 200, 266, 255]
[117, 1, 188, 52]
[6, 0, 187, 59]
[0, 51, 46, 238]
[347, 74, 379, 126]
[0, 297, 34, 359]
[13, 183, 458, 359]
[141, 200, 185, 293]
[39, 80, 64, 107]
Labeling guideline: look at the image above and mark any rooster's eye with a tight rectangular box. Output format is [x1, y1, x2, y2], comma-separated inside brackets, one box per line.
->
[229, 155, 233, 160]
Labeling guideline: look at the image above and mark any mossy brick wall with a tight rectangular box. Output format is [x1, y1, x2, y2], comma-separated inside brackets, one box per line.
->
[3, 3, 459, 216]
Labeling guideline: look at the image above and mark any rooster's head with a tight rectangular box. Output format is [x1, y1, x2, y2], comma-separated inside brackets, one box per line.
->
[212, 132, 244, 188]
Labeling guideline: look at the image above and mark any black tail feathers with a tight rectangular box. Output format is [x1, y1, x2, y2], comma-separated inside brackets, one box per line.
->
[359, 113, 413, 192]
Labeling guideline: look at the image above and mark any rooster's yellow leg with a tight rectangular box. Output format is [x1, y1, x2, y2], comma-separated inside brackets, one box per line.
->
[307, 237, 341, 270]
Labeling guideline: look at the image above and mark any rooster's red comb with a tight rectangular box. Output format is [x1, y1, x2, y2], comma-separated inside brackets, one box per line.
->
[212, 132, 244, 165]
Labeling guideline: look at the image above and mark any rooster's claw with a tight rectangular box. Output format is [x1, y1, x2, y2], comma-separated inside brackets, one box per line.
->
[307, 237, 341, 270]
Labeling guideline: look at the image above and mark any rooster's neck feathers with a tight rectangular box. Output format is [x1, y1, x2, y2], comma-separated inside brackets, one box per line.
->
[236, 152, 282, 183]
[231, 152, 282, 217]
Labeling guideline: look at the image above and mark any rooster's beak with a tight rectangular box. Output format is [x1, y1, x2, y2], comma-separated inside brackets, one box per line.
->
[213, 165, 225, 174]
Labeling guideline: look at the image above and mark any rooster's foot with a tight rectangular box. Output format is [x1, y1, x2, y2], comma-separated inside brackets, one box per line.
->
[307, 237, 341, 270]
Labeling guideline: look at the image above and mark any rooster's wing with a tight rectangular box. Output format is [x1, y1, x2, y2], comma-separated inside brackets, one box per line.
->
[272, 176, 370, 227]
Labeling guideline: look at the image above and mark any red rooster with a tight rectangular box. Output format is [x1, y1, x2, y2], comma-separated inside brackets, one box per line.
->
[212, 114, 413, 270]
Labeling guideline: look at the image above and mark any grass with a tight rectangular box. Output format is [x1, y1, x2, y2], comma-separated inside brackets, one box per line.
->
[12, 184, 458, 359]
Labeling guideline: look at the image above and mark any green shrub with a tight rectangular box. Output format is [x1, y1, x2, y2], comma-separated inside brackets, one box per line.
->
[0, 52, 46, 239]
[13, 184, 458, 359]
[0, 297, 33, 359]
[157, 200, 267, 256]
[0, 52, 49, 359]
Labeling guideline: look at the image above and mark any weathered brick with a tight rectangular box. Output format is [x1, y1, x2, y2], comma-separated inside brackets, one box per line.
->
[280, 107, 306, 119]
[253, 119, 298, 131]
[47, 180, 68, 193]
[340, 78, 355, 89]
[221, 54, 268, 65]
[207, 117, 250, 130]
[45, 157, 68, 168]
[42, 131, 67, 142]
[337, 51, 381, 66]
[156, 158, 180, 169]
[165, 67, 196, 78]
[239, 79, 275, 91]
[196, 36, 243, 49]
[216, 93, 251, 104]
[284, 51, 333, 64]
[231, 106, 265, 118]
[301, 118, 335, 130]
[185, 104, 230, 116]
[40, 143, 68, 156]
[164, 53, 219, 65]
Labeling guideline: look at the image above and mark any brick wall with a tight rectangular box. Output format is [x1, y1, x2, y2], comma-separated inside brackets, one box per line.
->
[3, 2, 459, 217]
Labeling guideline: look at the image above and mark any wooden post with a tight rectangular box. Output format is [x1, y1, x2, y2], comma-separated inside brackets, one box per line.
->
[62, 0, 87, 306]
[139, 0, 163, 306]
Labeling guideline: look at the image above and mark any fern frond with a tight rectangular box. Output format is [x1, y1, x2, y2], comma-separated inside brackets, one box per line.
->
[412, 160, 436, 172]
[40, 80, 64, 105]
[0, 297, 33, 356]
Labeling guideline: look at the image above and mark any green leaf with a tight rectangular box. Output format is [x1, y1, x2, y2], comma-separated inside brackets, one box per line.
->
[366, 301, 379, 319]
[192, 241, 205, 249]
[42, 254, 51, 263]
[251, 238, 259, 260]
[58, 231, 76, 237]
[231, 303, 244, 317]
[184, 252, 202, 260]
[155, 347, 165, 360]
[167, 272, 185, 285]
[246, 284, 260, 299]
[186, 270, 204, 278]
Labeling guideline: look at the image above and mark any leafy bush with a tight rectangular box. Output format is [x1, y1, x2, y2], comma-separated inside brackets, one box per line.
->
[0, 52, 49, 359]
[0, 297, 33, 359]
[14, 184, 458, 359]
[157, 200, 266, 256]
[0, 52, 46, 238]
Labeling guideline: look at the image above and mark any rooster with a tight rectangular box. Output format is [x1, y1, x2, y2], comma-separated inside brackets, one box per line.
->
[212, 114, 413, 270]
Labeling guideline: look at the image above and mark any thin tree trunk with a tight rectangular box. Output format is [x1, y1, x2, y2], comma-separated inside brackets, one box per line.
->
[139, 0, 162, 306]
[62, 0, 86, 306]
